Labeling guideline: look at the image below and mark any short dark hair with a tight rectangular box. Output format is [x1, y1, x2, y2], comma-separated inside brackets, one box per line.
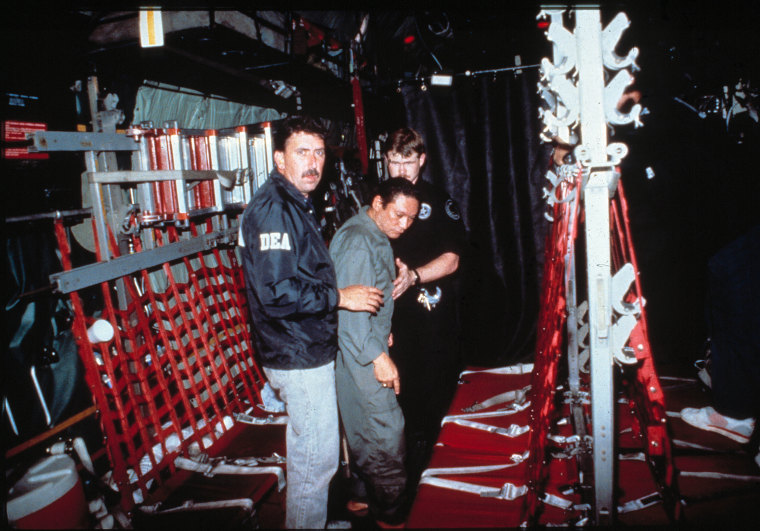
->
[383, 128, 426, 157]
[374, 177, 421, 206]
[273, 116, 326, 151]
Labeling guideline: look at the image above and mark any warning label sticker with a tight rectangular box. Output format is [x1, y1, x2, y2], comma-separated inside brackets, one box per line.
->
[2, 120, 49, 159]
[2, 120, 47, 142]
[3, 147, 49, 159]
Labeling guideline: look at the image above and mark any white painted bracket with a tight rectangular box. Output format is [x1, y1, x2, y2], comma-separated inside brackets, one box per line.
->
[605, 70, 643, 127]
[611, 314, 638, 365]
[539, 9, 577, 76]
[602, 13, 640, 72]
[542, 166, 578, 220]
[611, 263, 640, 316]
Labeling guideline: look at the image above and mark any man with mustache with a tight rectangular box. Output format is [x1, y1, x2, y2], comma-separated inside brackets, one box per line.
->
[329, 177, 421, 527]
[241, 116, 384, 529]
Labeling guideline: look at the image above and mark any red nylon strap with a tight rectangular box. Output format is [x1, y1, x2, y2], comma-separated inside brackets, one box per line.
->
[146, 132, 163, 218]
[524, 169, 582, 520]
[189, 136, 203, 209]
[351, 75, 369, 175]
[149, 132, 177, 218]
[612, 183, 679, 519]
[189, 135, 215, 209]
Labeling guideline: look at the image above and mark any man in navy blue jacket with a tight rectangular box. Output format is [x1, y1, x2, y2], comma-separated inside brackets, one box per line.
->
[241, 116, 383, 528]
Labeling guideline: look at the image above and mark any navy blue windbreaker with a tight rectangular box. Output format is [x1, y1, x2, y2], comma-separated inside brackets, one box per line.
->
[241, 171, 339, 369]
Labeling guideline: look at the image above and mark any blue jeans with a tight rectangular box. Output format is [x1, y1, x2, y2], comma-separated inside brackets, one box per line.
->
[264, 361, 339, 529]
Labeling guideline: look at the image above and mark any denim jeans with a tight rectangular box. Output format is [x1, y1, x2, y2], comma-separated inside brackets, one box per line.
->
[264, 361, 339, 529]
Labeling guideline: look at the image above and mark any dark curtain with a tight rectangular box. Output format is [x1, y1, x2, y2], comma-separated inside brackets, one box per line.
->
[398, 70, 551, 366]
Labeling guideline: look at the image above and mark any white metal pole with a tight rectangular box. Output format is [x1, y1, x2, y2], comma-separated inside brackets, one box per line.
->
[575, 8, 615, 525]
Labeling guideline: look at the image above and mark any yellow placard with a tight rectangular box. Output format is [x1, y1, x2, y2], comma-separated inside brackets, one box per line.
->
[139, 9, 164, 48]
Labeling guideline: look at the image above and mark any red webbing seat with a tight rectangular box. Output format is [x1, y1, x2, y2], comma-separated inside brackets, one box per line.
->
[447, 367, 533, 413]
[408, 396, 584, 527]
[409, 170, 680, 525]
[53, 217, 281, 520]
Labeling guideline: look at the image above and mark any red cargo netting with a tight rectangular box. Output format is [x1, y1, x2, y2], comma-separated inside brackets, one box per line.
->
[611, 182, 679, 518]
[53, 218, 265, 513]
[523, 168, 583, 521]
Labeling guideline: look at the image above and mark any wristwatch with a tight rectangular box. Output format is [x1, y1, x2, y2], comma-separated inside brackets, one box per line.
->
[412, 269, 421, 286]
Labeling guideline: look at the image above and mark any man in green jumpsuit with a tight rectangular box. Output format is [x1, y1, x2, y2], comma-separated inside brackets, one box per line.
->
[329, 178, 420, 526]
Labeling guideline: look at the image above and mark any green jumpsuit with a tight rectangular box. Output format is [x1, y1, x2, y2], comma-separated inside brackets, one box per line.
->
[329, 206, 407, 523]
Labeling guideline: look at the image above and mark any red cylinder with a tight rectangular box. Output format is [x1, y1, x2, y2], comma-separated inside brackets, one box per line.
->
[6, 454, 89, 529]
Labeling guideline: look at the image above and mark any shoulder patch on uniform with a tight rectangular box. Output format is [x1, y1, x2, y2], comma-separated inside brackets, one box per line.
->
[418, 202, 432, 220]
[259, 232, 292, 251]
[444, 199, 461, 220]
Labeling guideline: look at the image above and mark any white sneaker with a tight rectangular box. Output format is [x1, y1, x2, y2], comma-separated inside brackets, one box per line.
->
[680, 406, 755, 444]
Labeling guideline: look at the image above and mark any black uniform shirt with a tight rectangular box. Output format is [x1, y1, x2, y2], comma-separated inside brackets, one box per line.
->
[391, 179, 465, 306]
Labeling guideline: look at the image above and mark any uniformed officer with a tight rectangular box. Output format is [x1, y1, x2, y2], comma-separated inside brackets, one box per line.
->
[241, 116, 384, 529]
[383, 128, 466, 482]
[329, 177, 420, 526]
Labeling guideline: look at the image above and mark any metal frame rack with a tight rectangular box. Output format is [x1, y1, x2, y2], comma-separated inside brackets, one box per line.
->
[28, 82, 274, 294]
[24, 78, 286, 519]
[535, 7, 676, 524]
